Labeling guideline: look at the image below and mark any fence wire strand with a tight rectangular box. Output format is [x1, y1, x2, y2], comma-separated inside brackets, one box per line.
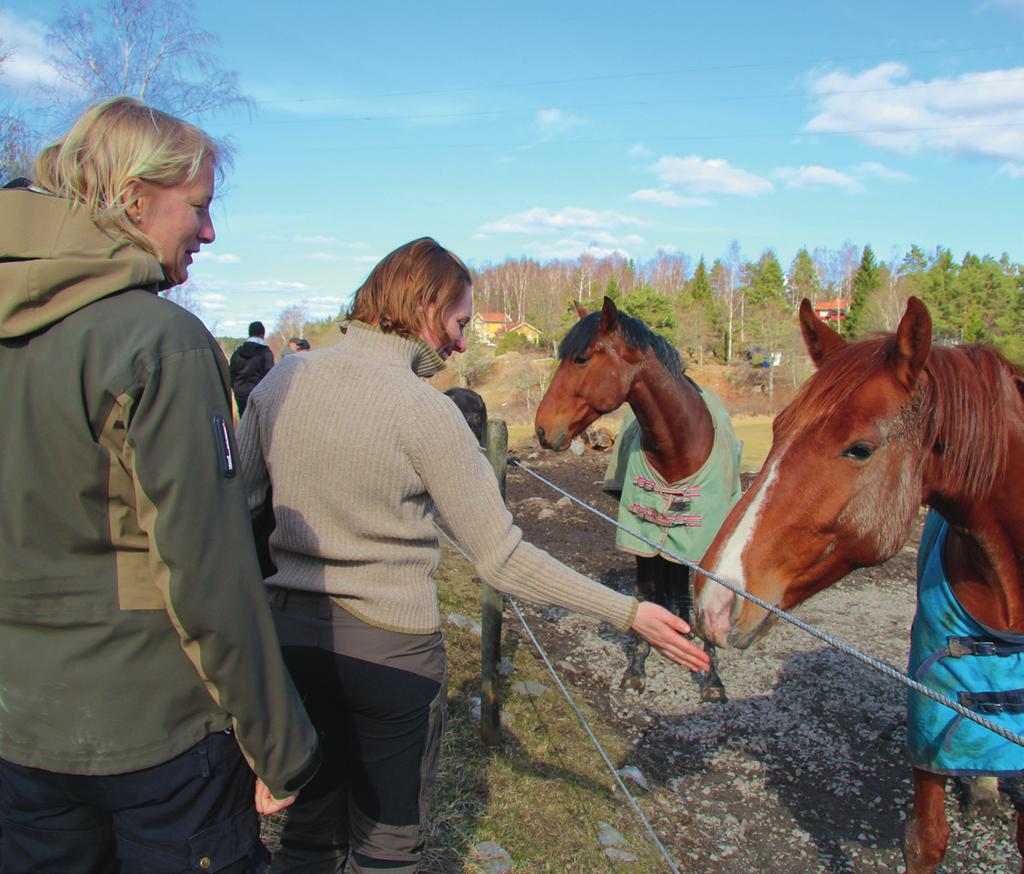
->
[508, 455, 1024, 750]
[434, 524, 682, 873]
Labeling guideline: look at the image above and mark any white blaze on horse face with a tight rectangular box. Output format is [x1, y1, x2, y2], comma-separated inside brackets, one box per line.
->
[700, 454, 784, 639]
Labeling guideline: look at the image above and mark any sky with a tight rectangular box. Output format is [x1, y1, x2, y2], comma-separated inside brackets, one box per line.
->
[2, 0, 1024, 336]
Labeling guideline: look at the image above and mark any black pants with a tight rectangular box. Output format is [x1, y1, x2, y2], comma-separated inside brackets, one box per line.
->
[0, 730, 267, 873]
[267, 588, 446, 874]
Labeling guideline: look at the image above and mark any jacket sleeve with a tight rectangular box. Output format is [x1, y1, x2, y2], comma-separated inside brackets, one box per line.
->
[411, 393, 638, 631]
[125, 343, 319, 797]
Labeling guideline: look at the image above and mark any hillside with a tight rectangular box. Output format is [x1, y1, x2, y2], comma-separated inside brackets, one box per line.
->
[432, 349, 791, 468]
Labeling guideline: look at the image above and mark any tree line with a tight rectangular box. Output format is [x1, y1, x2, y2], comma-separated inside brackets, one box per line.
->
[467, 241, 1024, 376]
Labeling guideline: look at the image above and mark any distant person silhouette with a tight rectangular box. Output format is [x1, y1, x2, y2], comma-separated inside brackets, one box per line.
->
[230, 320, 275, 417]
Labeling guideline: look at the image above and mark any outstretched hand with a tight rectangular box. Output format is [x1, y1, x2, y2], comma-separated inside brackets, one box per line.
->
[630, 602, 711, 673]
[255, 779, 297, 815]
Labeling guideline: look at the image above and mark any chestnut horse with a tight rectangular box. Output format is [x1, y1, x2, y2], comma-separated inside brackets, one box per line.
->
[535, 297, 741, 702]
[693, 296, 1024, 873]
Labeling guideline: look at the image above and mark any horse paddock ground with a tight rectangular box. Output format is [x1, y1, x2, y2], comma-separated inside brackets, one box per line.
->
[261, 441, 1021, 872]
[493, 444, 1020, 873]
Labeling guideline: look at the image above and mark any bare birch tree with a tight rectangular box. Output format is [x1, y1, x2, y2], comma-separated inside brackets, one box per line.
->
[43, 0, 251, 121]
[0, 41, 34, 182]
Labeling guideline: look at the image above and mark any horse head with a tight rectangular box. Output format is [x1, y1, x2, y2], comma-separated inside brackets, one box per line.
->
[535, 297, 652, 451]
[694, 296, 937, 649]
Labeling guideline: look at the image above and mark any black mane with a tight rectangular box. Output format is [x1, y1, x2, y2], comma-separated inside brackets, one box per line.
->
[558, 310, 685, 380]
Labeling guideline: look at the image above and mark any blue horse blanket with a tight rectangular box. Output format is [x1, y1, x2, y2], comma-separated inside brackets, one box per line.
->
[906, 511, 1024, 776]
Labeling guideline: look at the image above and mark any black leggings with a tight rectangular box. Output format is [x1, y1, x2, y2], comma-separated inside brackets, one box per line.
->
[267, 588, 446, 874]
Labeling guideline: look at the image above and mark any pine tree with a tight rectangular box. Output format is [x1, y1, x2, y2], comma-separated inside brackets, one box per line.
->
[747, 250, 786, 305]
[787, 247, 822, 308]
[844, 245, 880, 338]
[690, 257, 712, 305]
[604, 276, 621, 303]
[620, 287, 677, 342]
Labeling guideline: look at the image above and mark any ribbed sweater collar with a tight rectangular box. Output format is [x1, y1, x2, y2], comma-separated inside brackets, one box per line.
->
[340, 320, 446, 378]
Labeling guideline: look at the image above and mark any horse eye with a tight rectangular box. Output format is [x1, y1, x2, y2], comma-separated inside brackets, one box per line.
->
[841, 442, 875, 461]
[573, 355, 589, 365]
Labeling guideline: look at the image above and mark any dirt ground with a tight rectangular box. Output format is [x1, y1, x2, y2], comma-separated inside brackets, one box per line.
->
[503, 442, 1022, 873]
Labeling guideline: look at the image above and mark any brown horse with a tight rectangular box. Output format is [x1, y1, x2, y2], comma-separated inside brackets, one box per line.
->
[535, 297, 741, 702]
[692, 296, 1024, 873]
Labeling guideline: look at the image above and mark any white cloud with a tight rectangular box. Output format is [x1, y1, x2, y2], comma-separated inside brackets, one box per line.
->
[523, 238, 633, 260]
[581, 231, 644, 247]
[197, 292, 228, 311]
[628, 143, 652, 158]
[980, 0, 1024, 18]
[480, 206, 643, 236]
[773, 165, 864, 193]
[194, 252, 240, 264]
[245, 280, 311, 292]
[652, 155, 774, 196]
[998, 161, 1024, 177]
[628, 188, 714, 207]
[294, 235, 337, 244]
[805, 62, 1024, 161]
[534, 108, 586, 134]
[854, 161, 913, 181]
[308, 252, 343, 261]
[0, 12, 62, 91]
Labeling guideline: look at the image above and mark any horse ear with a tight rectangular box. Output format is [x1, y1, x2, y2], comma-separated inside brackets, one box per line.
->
[599, 296, 619, 333]
[799, 298, 845, 368]
[893, 296, 932, 390]
[574, 301, 588, 320]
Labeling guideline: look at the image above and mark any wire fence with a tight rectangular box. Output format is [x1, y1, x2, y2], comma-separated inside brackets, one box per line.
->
[509, 456, 1024, 750]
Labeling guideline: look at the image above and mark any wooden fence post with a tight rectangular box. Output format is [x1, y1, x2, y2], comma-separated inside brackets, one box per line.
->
[480, 419, 507, 745]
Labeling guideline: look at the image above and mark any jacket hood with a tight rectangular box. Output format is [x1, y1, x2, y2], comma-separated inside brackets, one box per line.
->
[233, 340, 269, 361]
[0, 187, 166, 338]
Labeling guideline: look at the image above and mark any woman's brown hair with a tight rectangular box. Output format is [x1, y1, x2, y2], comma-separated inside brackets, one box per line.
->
[348, 237, 471, 345]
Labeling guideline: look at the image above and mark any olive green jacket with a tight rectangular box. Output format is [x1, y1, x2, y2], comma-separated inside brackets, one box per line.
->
[0, 187, 318, 794]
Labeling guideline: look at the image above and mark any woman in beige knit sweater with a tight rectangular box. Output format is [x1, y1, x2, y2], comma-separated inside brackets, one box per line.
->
[237, 237, 710, 873]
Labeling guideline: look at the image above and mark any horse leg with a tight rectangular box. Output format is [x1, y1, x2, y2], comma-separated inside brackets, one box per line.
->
[1018, 808, 1024, 874]
[619, 556, 656, 691]
[1001, 777, 1024, 873]
[965, 775, 1001, 813]
[675, 565, 727, 703]
[903, 768, 950, 874]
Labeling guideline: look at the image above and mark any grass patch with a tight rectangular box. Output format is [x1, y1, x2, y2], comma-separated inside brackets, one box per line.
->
[731, 415, 773, 472]
[426, 543, 676, 871]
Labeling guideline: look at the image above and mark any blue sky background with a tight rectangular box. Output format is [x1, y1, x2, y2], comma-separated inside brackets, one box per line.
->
[2, 0, 1023, 336]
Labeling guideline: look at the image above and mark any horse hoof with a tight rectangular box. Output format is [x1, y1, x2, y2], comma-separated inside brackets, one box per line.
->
[966, 776, 1001, 813]
[619, 674, 646, 692]
[700, 684, 728, 704]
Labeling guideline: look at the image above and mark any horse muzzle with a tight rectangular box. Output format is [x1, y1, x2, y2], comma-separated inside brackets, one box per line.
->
[535, 426, 570, 451]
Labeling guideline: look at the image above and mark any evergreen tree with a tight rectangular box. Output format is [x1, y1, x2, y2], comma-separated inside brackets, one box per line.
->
[844, 245, 880, 337]
[620, 287, 677, 343]
[690, 257, 712, 305]
[672, 257, 715, 363]
[919, 247, 959, 341]
[787, 247, 822, 308]
[604, 276, 621, 303]
[747, 250, 786, 306]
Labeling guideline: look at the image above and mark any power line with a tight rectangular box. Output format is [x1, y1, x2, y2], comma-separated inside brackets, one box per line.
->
[242, 120, 1024, 154]
[209, 74, 1024, 128]
[251, 43, 1022, 106]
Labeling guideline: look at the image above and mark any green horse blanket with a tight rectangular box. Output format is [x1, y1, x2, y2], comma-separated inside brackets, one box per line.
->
[603, 387, 742, 563]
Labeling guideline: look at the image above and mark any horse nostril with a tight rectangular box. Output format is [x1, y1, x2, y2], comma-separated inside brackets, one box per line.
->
[536, 426, 546, 445]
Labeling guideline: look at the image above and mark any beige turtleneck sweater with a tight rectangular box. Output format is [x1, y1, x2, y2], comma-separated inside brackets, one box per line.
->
[237, 321, 638, 635]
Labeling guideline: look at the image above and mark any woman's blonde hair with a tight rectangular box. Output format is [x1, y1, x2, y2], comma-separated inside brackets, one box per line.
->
[33, 96, 230, 257]
[348, 237, 472, 344]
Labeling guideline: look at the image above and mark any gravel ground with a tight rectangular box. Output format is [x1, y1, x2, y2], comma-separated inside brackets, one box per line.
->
[503, 445, 1023, 874]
